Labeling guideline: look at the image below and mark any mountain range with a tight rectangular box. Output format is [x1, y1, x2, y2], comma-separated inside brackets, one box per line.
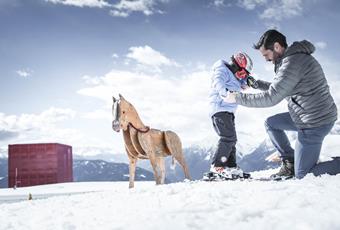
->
[0, 158, 7, 188]
[73, 159, 154, 182]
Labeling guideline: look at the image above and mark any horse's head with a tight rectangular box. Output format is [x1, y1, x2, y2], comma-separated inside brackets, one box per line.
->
[112, 94, 135, 132]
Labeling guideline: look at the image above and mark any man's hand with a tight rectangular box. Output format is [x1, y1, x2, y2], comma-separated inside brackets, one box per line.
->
[223, 91, 237, 103]
[247, 76, 259, 89]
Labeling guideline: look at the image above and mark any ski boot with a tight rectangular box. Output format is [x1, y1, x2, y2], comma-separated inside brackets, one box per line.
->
[203, 166, 251, 181]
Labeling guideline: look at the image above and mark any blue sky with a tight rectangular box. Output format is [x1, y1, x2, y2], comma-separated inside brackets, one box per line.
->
[1, 0, 340, 156]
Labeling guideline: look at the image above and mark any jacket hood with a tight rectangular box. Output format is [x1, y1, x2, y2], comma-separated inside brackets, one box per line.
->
[284, 40, 315, 57]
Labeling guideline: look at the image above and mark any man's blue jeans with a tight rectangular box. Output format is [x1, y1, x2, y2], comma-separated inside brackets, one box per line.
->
[265, 112, 340, 178]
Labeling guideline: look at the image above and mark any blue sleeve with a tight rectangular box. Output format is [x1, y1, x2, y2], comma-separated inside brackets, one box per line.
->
[211, 66, 228, 98]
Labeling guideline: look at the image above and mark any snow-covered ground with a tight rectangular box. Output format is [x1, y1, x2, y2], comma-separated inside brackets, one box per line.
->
[1, 170, 340, 230]
[321, 134, 340, 160]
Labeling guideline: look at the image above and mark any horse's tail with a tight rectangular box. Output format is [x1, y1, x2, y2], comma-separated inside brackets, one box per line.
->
[165, 131, 179, 170]
[164, 130, 182, 154]
[171, 156, 176, 170]
[164, 131, 188, 176]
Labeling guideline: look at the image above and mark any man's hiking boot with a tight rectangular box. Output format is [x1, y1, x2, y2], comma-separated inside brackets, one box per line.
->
[270, 159, 294, 181]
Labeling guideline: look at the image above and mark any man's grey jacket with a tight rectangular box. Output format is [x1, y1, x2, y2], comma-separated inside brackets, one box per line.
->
[235, 40, 337, 129]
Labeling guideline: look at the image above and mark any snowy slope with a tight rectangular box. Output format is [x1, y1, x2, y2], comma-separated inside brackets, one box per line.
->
[320, 134, 340, 160]
[1, 172, 340, 230]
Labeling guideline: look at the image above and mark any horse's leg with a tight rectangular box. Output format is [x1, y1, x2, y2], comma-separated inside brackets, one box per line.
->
[156, 157, 166, 184]
[165, 131, 191, 180]
[125, 145, 138, 189]
[128, 156, 137, 189]
[148, 149, 162, 185]
[139, 133, 162, 185]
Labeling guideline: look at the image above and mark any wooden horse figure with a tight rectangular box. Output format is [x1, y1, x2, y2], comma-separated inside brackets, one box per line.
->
[112, 94, 191, 188]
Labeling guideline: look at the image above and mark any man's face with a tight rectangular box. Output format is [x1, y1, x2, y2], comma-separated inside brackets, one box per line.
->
[259, 46, 282, 64]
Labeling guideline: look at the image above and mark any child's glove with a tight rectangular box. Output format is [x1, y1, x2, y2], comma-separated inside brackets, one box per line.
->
[247, 76, 259, 89]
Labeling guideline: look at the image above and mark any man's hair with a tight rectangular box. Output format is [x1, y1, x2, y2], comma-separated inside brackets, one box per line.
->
[253, 29, 288, 50]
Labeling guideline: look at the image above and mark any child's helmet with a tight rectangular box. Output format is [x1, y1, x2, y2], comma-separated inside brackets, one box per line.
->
[232, 52, 253, 79]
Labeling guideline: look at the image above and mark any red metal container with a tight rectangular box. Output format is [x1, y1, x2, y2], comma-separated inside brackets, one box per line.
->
[8, 143, 73, 188]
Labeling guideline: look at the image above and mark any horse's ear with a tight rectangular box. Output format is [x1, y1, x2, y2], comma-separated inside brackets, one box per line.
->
[119, 94, 125, 100]
[112, 96, 116, 103]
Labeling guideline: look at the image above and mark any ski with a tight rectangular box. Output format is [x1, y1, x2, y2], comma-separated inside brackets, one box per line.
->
[202, 171, 251, 182]
[202, 172, 293, 182]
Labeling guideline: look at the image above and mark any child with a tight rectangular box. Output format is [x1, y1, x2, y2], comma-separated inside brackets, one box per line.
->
[206, 52, 254, 180]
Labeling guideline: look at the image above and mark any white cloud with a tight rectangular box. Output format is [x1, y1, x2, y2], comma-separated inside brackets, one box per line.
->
[210, 0, 236, 8]
[213, 0, 225, 7]
[126, 45, 180, 71]
[237, 0, 303, 21]
[45, 0, 169, 17]
[195, 62, 208, 71]
[45, 0, 111, 8]
[0, 107, 75, 132]
[110, 0, 167, 17]
[109, 9, 129, 17]
[0, 107, 118, 153]
[260, 0, 303, 21]
[321, 58, 340, 109]
[0, 108, 82, 147]
[82, 109, 111, 120]
[82, 75, 101, 85]
[315, 41, 327, 50]
[16, 69, 33, 78]
[238, 0, 267, 10]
